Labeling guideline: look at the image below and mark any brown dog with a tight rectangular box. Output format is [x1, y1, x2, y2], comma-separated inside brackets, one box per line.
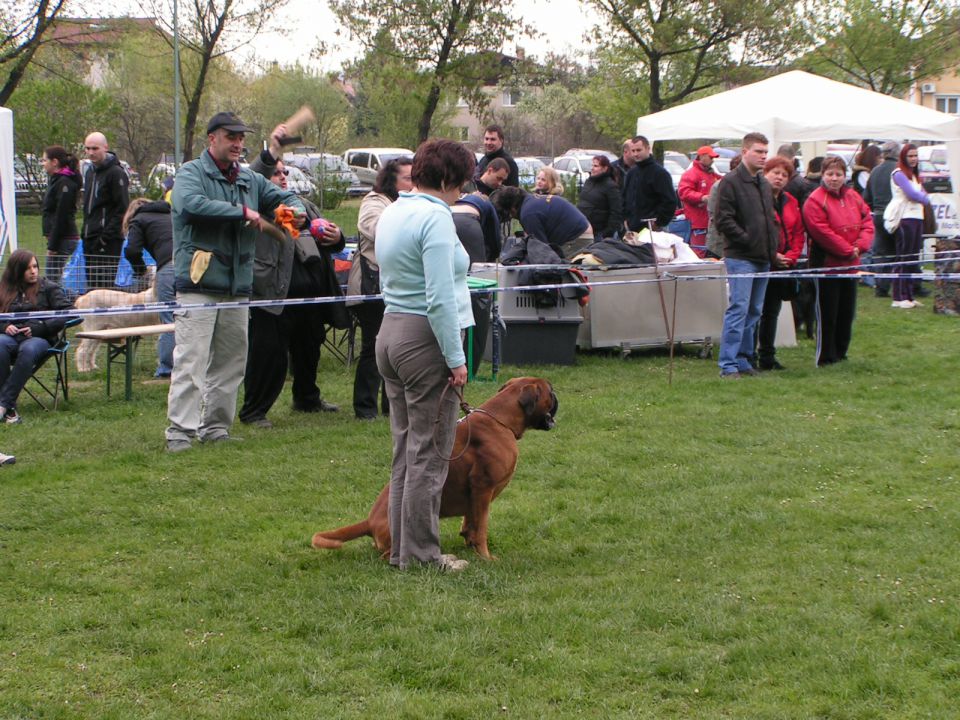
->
[311, 376, 558, 560]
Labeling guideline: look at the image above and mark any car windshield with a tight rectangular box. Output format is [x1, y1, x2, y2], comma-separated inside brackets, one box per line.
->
[578, 159, 593, 172]
[322, 156, 349, 171]
[378, 153, 408, 165]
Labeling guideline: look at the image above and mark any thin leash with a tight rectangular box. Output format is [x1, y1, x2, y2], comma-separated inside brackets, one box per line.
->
[433, 383, 520, 462]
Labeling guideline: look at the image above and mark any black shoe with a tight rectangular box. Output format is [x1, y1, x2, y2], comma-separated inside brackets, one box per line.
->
[759, 360, 786, 371]
[355, 414, 377, 422]
[875, 287, 890, 298]
[293, 400, 340, 413]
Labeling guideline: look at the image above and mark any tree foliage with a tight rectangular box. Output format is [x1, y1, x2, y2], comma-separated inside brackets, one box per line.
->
[0, 0, 68, 104]
[331, 0, 527, 144]
[800, 0, 960, 95]
[588, 0, 800, 116]
[150, 0, 288, 162]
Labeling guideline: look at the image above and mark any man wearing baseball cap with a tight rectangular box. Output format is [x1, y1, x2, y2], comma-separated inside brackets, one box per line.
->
[164, 111, 305, 452]
[677, 146, 721, 257]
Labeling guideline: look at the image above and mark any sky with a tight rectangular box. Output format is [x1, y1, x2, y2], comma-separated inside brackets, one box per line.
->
[90, 0, 600, 72]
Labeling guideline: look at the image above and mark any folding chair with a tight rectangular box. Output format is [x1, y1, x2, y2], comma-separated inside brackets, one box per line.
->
[25, 317, 83, 410]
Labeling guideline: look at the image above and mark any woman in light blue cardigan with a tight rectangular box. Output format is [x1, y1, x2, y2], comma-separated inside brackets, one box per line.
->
[374, 139, 476, 573]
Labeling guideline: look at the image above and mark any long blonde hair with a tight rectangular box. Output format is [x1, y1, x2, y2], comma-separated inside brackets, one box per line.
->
[122, 197, 152, 236]
[536, 167, 565, 195]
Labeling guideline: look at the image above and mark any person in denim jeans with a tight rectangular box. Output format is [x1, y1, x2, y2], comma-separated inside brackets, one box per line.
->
[714, 133, 779, 378]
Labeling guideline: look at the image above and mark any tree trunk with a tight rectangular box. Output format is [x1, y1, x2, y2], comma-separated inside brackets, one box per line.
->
[417, 78, 443, 145]
[0, 46, 39, 106]
[181, 52, 214, 164]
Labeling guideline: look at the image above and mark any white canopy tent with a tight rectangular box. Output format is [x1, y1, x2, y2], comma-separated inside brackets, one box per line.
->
[0, 107, 16, 257]
[635, 70, 960, 211]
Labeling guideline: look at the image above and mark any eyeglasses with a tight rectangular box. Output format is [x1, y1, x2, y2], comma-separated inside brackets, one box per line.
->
[273, 169, 289, 176]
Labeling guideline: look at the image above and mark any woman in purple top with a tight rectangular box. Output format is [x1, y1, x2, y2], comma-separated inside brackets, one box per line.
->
[889, 144, 930, 309]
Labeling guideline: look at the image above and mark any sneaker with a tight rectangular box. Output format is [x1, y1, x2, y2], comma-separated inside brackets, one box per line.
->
[166, 439, 193, 453]
[437, 554, 469, 572]
[911, 299, 923, 307]
[891, 300, 914, 309]
[0, 452, 15, 465]
[4, 410, 21, 425]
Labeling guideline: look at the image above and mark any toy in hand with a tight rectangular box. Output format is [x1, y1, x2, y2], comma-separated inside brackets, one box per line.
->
[309, 217, 331, 240]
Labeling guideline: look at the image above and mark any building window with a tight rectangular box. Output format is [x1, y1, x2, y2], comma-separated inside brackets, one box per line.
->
[456, 127, 469, 141]
[935, 96, 959, 115]
[502, 89, 521, 107]
[456, 97, 468, 108]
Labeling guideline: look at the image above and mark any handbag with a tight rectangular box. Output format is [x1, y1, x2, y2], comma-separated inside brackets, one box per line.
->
[923, 202, 938, 236]
[294, 232, 322, 265]
[357, 254, 380, 296]
[883, 193, 907, 234]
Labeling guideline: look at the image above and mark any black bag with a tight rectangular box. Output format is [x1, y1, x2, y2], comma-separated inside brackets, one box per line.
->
[358, 254, 380, 296]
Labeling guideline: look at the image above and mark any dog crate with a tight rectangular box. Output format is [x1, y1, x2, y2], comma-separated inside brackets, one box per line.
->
[494, 318, 583, 366]
[496, 265, 584, 323]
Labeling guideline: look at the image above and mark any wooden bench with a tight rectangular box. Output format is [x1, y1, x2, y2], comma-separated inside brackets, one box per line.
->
[75, 323, 175, 400]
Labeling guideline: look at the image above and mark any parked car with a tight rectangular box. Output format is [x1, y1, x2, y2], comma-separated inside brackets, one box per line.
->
[283, 165, 317, 196]
[343, 147, 414, 185]
[551, 151, 616, 187]
[13, 156, 45, 196]
[918, 144, 948, 171]
[664, 151, 690, 169]
[283, 152, 366, 197]
[663, 159, 685, 189]
[514, 156, 545, 188]
[918, 160, 952, 193]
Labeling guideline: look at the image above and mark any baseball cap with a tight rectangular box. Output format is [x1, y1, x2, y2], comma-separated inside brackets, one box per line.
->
[206, 112, 253, 135]
[696, 145, 720, 158]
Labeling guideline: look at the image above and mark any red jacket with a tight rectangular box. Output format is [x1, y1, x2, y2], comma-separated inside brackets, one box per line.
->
[773, 191, 805, 267]
[802, 185, 873, 273]
[678, 160, 720, 230]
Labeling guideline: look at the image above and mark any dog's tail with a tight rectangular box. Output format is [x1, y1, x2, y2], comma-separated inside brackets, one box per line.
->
[311, 519, 371, 550]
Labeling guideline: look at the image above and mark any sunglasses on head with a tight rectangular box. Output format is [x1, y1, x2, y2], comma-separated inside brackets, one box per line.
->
[274, 168, 289, 176]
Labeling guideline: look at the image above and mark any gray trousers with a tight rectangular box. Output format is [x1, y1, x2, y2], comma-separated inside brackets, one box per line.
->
[376, 313, 459, 569]
[166, 292, 249, 442]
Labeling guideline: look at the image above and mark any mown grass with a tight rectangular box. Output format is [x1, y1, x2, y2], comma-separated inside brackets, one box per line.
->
[2, 209, 959, 718]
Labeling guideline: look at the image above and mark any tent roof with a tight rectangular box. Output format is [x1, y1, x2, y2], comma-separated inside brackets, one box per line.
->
[636, 70, 960, 143]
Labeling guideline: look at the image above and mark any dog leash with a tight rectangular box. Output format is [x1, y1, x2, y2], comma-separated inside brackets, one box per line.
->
[433, 384, 521, 462]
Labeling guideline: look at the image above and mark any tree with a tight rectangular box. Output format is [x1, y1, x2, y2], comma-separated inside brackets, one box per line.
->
[588, 0, 800, 116]
[0, 0, 68, 104]
[331, 0, 528, 144]
[150, 0, 288, 162]
[801, 0, 960, 95]
[7, 76, 116, 197]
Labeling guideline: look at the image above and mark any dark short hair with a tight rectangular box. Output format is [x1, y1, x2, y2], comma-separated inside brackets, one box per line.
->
[632, 135, 650, 147]
[44, 145, 79, 174]
[372, 156, 413, 201]
[763, 155, 795, 178]
[485, 158, 509, 174]
[411, 139, 475, 191]
[821, 155, 847, 174]
[491, 186, 526, 220]
[807, 156, 824, 174]
[743, 132, 769, 149]
[777, 143, 796, 159]
[484, 124, 504, 141]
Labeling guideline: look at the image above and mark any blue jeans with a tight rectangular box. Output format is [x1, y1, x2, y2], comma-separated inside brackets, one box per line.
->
[719, 258, 770, 375]
[0, 334, 52, 409]
[155, 263, 175, 376]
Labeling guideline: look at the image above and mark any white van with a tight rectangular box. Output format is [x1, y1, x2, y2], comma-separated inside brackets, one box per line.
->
[342, 147, 414, 185]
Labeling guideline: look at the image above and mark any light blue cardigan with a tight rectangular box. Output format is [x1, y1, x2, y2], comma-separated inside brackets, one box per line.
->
[376, 192, 474, 368]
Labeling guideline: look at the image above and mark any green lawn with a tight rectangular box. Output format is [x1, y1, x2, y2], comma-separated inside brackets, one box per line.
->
[2, 207, 959, 717]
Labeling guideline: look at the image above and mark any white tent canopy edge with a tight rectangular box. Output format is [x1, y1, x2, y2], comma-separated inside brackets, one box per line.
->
[0, 107, 17, 258]
[635, 70, 960, 211]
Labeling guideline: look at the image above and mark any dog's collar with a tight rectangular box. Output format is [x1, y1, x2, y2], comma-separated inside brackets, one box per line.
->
[467, 407, 522, 440]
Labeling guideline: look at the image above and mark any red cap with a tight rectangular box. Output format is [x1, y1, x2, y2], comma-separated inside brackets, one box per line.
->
[696, 146, 720, 158]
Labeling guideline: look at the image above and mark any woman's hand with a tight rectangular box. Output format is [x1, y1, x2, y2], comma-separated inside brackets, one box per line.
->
[449, 365, 467, 388]
[4, 325, 19, 336]
[319, 221, 342, 246]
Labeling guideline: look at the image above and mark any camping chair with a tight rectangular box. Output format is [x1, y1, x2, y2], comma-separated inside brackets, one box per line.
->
[25, 317, 82, 410]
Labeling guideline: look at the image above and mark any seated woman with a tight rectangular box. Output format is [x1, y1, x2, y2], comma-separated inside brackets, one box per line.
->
[492, 186, 591, 258]
[0, 250, 75, 424]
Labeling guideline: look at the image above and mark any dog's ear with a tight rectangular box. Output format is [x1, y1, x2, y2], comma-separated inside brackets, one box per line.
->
[517, 382, 541, 419]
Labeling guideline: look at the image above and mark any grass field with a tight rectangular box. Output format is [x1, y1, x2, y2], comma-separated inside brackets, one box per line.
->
[2, 208, 959, 717]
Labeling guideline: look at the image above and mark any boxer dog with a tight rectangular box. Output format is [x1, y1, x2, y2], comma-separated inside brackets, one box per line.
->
[312, 377, 558, 560]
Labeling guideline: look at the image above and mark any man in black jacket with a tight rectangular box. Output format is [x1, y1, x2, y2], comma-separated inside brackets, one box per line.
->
[863, 141, 900, 297]
[622, 136, 676, 231]
[715, 132, 778, 378]
[474, 124, 519, 188]
[82, 132, 130, 288]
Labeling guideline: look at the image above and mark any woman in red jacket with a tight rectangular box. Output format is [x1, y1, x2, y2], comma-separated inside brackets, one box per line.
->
[757, 156, 805, 370]
[802, 156, 874, 366]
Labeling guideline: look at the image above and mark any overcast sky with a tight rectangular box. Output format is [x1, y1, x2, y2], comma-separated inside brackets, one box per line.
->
[88, 0, 599, 72]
